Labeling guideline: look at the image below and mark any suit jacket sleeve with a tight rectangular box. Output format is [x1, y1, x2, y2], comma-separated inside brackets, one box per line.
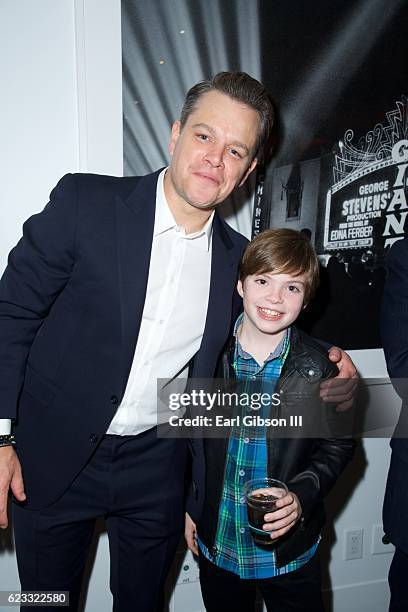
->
[381, 238, 408, 385]
[0, 174, 78, 420]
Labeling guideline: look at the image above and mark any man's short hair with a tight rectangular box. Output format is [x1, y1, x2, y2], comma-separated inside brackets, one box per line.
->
[239, 228, 320, 303]
[180, 72, 274, 163]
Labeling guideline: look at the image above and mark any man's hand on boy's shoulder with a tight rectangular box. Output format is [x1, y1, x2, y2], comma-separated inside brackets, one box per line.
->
[262, 491, 302, 541]
[320, 347, 358, 412]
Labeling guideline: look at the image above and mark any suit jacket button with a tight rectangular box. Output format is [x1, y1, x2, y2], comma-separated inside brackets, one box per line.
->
[110, 395, 119, 405]
[89, 434, 98, 444]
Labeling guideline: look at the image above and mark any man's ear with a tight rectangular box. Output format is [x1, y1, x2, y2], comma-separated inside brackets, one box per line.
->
[168, 120, 181, 156]
[237, 279, 244, 298]
[239, 158, 258, 187]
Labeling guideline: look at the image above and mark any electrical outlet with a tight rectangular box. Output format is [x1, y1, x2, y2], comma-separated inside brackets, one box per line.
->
[344, 528, 363, 560]
[371, 523, 395, 555]
[176, 550, 200, 585]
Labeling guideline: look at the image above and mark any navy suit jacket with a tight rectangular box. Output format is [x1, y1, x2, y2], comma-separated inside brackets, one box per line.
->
[381, 237, 408, 553]
[0, 170, 247, 510]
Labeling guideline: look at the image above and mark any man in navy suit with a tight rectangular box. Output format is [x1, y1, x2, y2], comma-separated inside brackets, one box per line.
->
[382, 237, 408, 612]
[0, 72, 356, 611]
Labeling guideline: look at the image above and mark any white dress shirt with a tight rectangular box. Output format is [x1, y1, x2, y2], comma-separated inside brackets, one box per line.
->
[107, 169, 213, 435]
[0, 420, 10, 435]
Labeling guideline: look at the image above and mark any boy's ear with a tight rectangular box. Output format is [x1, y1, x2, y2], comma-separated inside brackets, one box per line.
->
[237, 279, 244, 298]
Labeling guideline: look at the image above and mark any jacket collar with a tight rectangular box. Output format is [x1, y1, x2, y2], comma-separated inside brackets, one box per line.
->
[222, 326, 331, 383]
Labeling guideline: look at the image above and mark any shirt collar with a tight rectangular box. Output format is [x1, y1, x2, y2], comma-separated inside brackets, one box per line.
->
[233, 313, 291, 362]
[154, 168, 213, 251]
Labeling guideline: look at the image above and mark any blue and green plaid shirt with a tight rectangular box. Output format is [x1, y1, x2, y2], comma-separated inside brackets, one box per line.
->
[198, 315, 319, 579]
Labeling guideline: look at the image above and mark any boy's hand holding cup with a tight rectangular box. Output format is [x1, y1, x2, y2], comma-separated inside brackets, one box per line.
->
[244, 478, 302, 545]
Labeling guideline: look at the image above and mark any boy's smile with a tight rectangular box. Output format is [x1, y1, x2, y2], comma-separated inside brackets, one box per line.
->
[258, 307, 284, 321]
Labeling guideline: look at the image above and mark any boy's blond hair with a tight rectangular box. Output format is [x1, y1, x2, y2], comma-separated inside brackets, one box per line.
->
[239, 228, 320, 303]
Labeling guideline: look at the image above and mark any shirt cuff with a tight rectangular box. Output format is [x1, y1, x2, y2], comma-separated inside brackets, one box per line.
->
[0, 419, 12, 435]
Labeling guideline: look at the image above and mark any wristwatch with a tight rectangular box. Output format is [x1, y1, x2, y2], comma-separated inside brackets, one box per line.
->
[0, 434, 16, 448]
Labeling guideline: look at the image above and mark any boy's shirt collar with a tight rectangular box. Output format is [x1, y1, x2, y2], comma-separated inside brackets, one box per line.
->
[233, 312, 291, 363]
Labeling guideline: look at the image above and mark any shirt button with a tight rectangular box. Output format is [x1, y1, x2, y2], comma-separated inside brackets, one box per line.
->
[239, 469, 245, 476]
[251, 375, 256, 380]
[240, 527, 245, 534]
[308, 369, 315, 376]
[159, 319, 164, 324]
[240, 497, 245, 505]
[144, 360, 150, 366]
[244, 437, 249, 444]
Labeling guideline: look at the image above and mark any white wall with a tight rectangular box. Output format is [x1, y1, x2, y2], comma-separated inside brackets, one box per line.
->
[1, 0, 81, 602]
[0, 1, 122, 610]
[321, 354, 395, 612]
[0, 2, 396, 611]
[1, 0, 78, 271]
[0, 0, 123, 274]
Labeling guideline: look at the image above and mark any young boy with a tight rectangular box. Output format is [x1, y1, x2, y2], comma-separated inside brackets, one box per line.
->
[185, 228, 355, 612]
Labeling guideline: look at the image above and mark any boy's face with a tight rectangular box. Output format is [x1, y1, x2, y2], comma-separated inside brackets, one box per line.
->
[237, 271, 307, 341]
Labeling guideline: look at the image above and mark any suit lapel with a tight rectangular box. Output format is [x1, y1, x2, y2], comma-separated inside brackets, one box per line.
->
[192, 213, 241, 377]
[115, 170, 160, 393]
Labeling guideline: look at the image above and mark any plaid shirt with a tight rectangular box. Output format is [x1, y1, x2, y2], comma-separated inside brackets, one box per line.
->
[198, 315, 319, 579]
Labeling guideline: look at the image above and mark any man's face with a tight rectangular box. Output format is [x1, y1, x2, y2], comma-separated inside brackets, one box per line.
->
[165, 90, 259, 212]
[237, 271, 307, 343]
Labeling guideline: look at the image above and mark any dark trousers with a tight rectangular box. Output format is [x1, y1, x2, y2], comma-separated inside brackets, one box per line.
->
[13, 430, 187, 612]
[199, 550, 324, 612]
[389, 547, 408, 612]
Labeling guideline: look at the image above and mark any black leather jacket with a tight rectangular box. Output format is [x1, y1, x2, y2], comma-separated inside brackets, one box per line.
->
[197, 327, 355, 568]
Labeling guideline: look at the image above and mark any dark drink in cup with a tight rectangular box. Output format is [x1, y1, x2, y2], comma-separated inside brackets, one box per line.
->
[247, 490, 278, 545]
[244, 479, 288, 546]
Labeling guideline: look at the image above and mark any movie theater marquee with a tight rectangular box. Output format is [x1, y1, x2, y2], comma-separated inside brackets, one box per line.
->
[324, 97, 408, 253]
